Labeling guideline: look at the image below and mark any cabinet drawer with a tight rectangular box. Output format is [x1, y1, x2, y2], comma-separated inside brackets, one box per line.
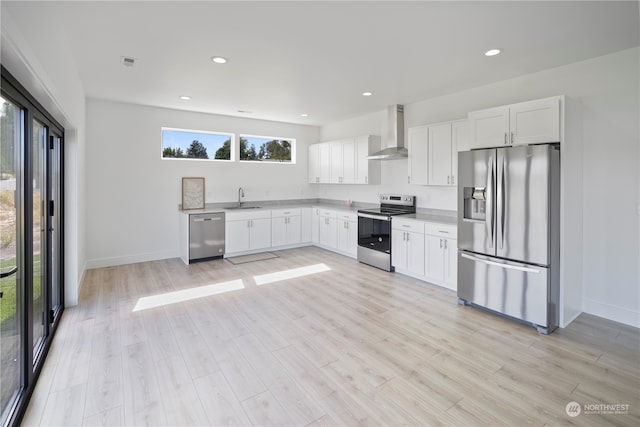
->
[225, 209, 271, 221]
[336, 211, 357, 222]
[392, 219, 425, 234]
[318, 209, 337, 218]
[271, 208, 301, 218]
[424, 223, 457, 239]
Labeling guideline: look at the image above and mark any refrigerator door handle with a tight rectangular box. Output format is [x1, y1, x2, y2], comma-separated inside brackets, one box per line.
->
[486, 156, 495, 248]
[460, 253, 541, 274]
[497, 156, 506, 250]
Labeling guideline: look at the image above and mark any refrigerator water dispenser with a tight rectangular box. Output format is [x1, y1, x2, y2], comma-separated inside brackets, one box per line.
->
[463, 187, 486, 221]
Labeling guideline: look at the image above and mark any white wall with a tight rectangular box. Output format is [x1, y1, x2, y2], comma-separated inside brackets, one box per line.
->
[85, 99, 320, 268]
[319, 48, 640, 327]
[1, 3, 87, 306]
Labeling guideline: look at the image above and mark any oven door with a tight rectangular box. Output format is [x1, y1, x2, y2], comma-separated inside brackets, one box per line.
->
[358, 213, 392, 253]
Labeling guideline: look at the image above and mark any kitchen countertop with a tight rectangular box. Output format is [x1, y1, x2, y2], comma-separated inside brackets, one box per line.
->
[179, 199, 374, 215]
[179, 199, 456, 224]
[401, 212, 457, 226]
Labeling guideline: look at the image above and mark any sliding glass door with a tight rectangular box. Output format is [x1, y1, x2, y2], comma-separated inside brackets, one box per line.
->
[0, 96, 22, 427]
[1, 68, 65, 427]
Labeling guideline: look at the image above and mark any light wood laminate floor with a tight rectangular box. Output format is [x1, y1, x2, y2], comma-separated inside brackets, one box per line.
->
[23, 246, 639, 426]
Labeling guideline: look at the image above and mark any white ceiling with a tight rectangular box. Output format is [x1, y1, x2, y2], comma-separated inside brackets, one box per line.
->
[6, 1, 639, 126]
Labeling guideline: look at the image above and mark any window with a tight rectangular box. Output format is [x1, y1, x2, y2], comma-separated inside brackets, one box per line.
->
[161, 128, 233, 161]
[239, 134, 295, 163]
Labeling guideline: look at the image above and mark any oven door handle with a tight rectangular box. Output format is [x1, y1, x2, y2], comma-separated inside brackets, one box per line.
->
[357, 213, 391, 221]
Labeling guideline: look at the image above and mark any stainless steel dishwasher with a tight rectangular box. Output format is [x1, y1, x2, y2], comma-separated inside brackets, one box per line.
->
[189, 212, 225, 262]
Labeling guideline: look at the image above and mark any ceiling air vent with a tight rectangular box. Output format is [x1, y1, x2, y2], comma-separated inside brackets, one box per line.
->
[121, 56, 136, 67]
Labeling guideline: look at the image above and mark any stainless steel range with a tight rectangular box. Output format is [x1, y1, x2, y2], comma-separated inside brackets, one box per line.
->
[357, 194, 416, 271]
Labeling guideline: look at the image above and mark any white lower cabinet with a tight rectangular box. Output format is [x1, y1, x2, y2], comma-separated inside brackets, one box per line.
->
[318, 209, 338, 250]
[424, 224, 457, 291]
[271, 208, 302, 247]
[225, 211, 272, 254]
[336, 212, 357, 258]
[301, 207, 312, 243]
[392, 219, 425, 277]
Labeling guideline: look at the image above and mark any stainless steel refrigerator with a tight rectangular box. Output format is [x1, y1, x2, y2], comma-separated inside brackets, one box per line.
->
[457, 144, 560, 334]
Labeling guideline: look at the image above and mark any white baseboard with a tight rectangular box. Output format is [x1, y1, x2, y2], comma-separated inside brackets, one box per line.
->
[85, 250, 180, 269]
[583, 297, 640, 328]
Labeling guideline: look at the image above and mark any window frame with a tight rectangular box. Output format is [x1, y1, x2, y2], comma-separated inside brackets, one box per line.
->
[160, 127, 235, 162]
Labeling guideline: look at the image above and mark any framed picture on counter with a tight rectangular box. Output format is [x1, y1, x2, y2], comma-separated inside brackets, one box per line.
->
[182, 177, 205, 210]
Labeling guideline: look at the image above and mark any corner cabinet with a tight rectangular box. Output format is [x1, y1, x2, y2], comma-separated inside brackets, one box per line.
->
[408, 119, 468, 186]
[308, 135, 380, 185]
[468, 96, 561, 150]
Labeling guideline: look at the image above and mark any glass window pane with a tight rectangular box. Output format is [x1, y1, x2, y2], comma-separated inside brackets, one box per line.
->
[239, 135, 294, 163]
[161, 128, 233, 161]
[0, 96, 21, 425]
[32, 120, 46, 360]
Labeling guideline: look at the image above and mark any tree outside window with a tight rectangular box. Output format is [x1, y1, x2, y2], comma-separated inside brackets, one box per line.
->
[162, 128, 232, 161]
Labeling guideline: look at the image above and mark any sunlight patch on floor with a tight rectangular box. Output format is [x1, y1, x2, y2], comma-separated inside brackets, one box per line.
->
[133, 279, 245, 312]
[253, 263, 331, 286]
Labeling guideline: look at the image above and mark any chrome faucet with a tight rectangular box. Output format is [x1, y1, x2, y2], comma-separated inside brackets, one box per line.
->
[238, 187, 244, 207]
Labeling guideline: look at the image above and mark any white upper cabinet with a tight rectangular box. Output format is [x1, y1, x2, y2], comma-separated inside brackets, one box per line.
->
[407, 125, 428, 185]
[307, 144, 320, 184]
[510, 97, 561, 145]
[409, 120, 466, 187]
[308, 135, 380, 185]
[329, 140, 343, 184]
[355, 135, 381, 185]
[341, 139, 356, 184]
[428, 122, 453, 186]
[468, 96, 561, 150]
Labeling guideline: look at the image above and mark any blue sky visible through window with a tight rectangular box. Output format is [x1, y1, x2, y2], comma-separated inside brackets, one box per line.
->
[162, 128, 231, 159]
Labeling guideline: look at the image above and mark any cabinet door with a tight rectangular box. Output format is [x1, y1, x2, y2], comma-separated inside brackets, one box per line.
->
[407, 126, 428, 185]
[329, 141, 343, 184]
[443, 238, 457, 291]
[319, 143, 331, 183]
[391, 230, 408, 270]
[250, 218, 272, 250]
[301, 208, 312, 243]
[510, 97, 560, 145]
[308, 144, 320, 183]
[311, 209, 320, 243]
[424, 235, 445, 282]
[271, 217, 287, 247]
[226, 220, 250, 253]
[451, 120, 469, 186]
[428, 123, 452, 186]
[341, 139, 356, 184]
[468, 105, 509, 149]
[336, 220, 350, 254]
[346, 220, 357, 257]
[406, 231, 425, 276]
[319, 217, 337, 249]
[286, 216, 302, 245]
[355, 135, 380, 184]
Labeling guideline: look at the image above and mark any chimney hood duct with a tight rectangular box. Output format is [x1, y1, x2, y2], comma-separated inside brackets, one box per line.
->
[367, 105, 407, 160]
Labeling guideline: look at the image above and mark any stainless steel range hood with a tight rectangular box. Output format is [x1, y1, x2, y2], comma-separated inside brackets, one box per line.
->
[367, 105, 407, 160]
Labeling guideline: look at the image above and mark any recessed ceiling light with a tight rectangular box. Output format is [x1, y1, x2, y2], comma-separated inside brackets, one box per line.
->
[211, 56, 228, 64]
[362, 91, 373, 97]
[485, 48, 502, 57]
[300, 113, 309, 117]
[179, 95, 191, 100]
